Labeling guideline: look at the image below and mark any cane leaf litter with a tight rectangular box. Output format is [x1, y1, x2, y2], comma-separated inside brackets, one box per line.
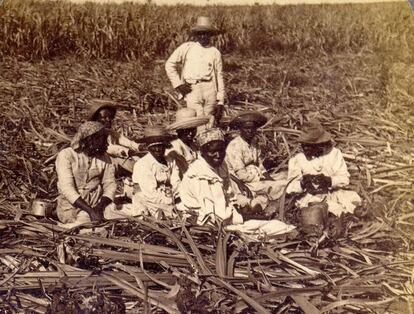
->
[0, 0, 413, 313]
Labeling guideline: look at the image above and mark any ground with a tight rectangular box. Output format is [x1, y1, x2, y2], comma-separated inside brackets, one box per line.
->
[0, 50, 413, 312]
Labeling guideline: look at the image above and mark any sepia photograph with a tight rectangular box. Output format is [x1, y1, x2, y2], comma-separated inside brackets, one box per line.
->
[0, 0, 413, 312]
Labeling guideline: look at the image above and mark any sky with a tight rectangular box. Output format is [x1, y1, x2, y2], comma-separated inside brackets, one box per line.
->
[67, 0, 404, 5]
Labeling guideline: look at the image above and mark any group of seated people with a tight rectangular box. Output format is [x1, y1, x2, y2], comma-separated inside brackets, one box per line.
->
[54, 100, 361, 235]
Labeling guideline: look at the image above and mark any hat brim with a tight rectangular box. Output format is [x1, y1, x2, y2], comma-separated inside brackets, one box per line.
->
[229, 112, 268, 129]
[137, 135, 176, 144]
[190, 26, 222, 35]
[88, 103, 118, 121]
[168, 117, 210, 130]
[298, 131, 332, 144]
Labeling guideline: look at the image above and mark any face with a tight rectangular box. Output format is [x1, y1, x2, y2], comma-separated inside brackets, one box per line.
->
[148, 143, 167, 163]
[177, 128, 197, 146]
[200, 140, 226, 168]
[194, 32, 212, 47]
[95, 108, 116, 129]
[301, 141, 332, 160]
[239, 121, 258, 143]
[82, 129, 108, 157]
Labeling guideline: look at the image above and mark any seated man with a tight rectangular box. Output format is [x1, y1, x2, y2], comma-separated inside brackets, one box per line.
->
[179, 128, 295, 236]
[88, 99, 141, 174]
[167, 108, 209, 180]
[225, 111, 286, 202]
[286, 120, 361, 216]
[55, 121, 116, 228]
[131, 126, 177, 217]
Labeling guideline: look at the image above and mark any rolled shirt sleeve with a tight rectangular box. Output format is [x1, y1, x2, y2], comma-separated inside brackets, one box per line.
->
[106, 131, 139, 158]
[118, 133, 140, 152]
[56, 149, 81, 204]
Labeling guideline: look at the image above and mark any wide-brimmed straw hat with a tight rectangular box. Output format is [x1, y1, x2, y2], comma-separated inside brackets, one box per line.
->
[168, 108, 210, 131]
[229, 111, 268, 129]
[87, 99, 118, 121]
[190, 16, 222, 35]
[138, 126, 175, 145]
[297, 120, 332, 144]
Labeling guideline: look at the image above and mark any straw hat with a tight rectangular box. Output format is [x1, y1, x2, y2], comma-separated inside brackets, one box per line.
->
[297, 120, 332, 144]
[229, 111, 268, 129]
[190, 16, 222, 35]
[168, 108, 210, 131]
[138, 126, 175, 145]
[87, 99, 118, 121]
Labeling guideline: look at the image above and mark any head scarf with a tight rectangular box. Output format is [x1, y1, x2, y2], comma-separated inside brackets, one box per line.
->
[71, 121, 105, 150]
[196, 128, 225, 148]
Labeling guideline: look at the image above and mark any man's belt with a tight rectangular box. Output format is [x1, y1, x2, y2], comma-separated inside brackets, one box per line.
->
[185, 78, 212, 84]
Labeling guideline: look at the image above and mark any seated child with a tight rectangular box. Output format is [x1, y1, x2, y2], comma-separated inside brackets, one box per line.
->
[167, 108, 209, 179]
[131, 126, 177, 217]
[286, 120, 361, 216]
[225, 111, 287, 202]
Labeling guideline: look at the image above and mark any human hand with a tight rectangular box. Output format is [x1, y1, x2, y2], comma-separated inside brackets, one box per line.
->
[88, 207, 105, 223]
[313, 174, 332, 192]
[175, 83, 192, 96]
[213, 105, 224, 124]
[300, 174, 315, 192]
[230, 174, 253, 198]
[262, 172, 274, 181]
[128, 149, 140, 158]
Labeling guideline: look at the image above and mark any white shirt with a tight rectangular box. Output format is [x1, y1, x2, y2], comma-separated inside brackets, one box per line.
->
[132, 153, 174, 205]
[165, 41, 224, 104]
[56, 147, 116, 210]
[286, 147, 350, 194]
[179, 157, 247, 224]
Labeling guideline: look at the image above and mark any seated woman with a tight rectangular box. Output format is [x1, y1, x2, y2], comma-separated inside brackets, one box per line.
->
[225, 111, 286, 202]
[88, 99, 141, 174]
[131, 126, 177, 217]
[286, 120, 361, 216]
[55, 121, 116, 228]
[167, 108, 209, 179]
[178, 128, 295, 237]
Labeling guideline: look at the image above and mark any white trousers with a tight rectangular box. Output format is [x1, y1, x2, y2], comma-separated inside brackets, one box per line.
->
[185, 81, 217, 130]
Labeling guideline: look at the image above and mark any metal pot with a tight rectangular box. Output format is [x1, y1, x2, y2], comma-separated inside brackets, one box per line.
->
[31, 199, 54, 217]
[300, 202, 328, 233]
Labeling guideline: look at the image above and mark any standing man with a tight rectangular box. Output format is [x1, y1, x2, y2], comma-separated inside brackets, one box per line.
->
[165, 16, 225, 129]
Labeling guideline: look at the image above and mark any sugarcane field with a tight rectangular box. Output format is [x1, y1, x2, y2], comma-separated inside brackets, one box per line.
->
[0, 0, 413, 313]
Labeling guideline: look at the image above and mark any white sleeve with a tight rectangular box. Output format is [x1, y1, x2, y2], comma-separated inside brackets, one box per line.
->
[330, 149, 350, 187]
[165, 43, 191, 88]
[286, 155, 304, 194]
